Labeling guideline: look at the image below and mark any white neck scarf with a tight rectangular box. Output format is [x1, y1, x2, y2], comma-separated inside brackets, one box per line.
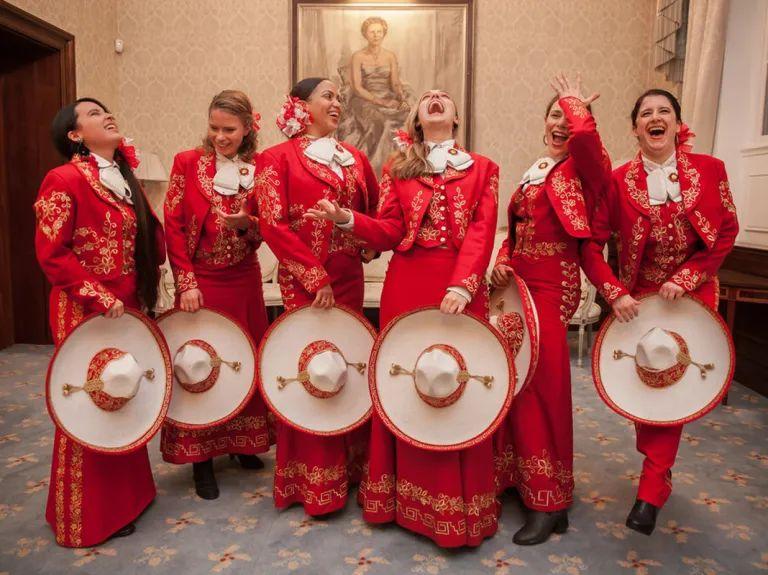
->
[425, 139, 473, 174]
[213, 153, 255, 196]
[304, 137, 355, 180]
[520, 156, 558, 190]
[642, 152, 681, 206]
[92, 153, 132, 204]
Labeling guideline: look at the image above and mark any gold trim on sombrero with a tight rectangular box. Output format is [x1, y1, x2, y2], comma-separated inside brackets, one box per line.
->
[613, 329, 714, 389]
[276, 340, 366, 399]
[495, 311, 525, 357]
[390, 344, 494, 408]
[174, 339, 241, 394]
[62, 347, 155, 412]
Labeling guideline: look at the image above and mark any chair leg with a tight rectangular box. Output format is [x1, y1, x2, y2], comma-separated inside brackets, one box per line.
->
[587, 323, 593, 351]
[577, 325, 585, 368]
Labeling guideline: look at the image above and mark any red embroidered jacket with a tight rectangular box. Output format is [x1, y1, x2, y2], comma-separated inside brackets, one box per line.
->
[164, 149, 260, 292]
[254, 137, 379, 293]
[580, 150, 739, 303]
[495, 97, 610, 267]
[34, 155, 165, 312]
[351, 153, 499, 298]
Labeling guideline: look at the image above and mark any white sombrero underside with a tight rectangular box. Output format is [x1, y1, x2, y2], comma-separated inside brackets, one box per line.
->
[259, 306, 374, 435]
[48, 312, 170, 451]
[374, 309, 513, 449]
[158, 309, 256, 428]
[595, 295, 732, 425]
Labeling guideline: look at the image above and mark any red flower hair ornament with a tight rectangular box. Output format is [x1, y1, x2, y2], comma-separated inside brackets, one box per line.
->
[392, 129, 413, 152]
[117, 138, 140, 170]
[276, 95, 312, 138]
[676, 123, 696, 153]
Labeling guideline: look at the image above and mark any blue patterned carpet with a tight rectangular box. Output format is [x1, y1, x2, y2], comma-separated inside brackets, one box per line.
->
[0, 339, 766, 574]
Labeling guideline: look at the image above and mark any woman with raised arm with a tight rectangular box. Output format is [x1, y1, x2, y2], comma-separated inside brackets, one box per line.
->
[580, 88, 738, 535]
[35, 98, 164, 546]
[491, 74, 609, 545]
[254, 77, 379, 516]
[307, 88, 500, 547]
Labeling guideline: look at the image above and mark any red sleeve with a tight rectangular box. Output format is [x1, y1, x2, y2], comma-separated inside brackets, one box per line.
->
[448, 162, 500, 297]
[34, 171, 117, 312]
[560, 96, 612, 214]
[579, 182, 630, 304]
[360, 152, 380, 217]
[350, 167, 407, 252]
[254, 150, 330, 294]
[671, 162, 739, 291]
[163, 154, 198, 293]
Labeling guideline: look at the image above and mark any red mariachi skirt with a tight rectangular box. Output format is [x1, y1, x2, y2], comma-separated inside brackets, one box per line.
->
[359, 246, 499, 548]
[46, 282, 156, 548]
[631, 278, 718, 508]
[494, 252, 579, 512]
[273, 252, 369, 516]
[160, 259, 272, 463]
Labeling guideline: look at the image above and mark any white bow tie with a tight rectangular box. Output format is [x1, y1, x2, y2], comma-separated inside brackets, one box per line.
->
[304, 137, 355, 179]
[520, 156, 557, 189]
[643, 154, 681, 206]
[213, 154, 255, 196]
[425, 140, 473, 174]
[92, 153, 132, 204]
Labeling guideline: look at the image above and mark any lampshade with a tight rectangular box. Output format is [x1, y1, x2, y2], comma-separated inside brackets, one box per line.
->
[134, 151, 167, 182]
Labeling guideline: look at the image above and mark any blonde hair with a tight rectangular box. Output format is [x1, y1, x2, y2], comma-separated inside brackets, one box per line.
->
[388, 91, 460, 180]
[361, 16, 388, 37]
[202, 90, 258, 159]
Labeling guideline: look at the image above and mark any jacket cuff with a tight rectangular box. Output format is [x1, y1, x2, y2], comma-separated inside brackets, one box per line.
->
[598, 280, 629, 304]
[446, 286, 472, 303]
[175, 269, 199, 293]
[671, 268, 706, 291]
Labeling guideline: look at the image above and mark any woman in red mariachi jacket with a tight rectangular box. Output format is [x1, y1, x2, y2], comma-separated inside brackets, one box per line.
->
[254, 77, 379, 516]
[491, 75, 609, 545]
[35, 98, 164, 546]
[308, 89, 500, 547]
[162, 90, 272, 499]
[580, 89, 738, 535]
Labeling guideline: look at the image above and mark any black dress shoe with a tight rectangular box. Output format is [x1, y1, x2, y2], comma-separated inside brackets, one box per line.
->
[513, 509, 569, 545]
[111, 522, 135, 539]
[231, 453, 264, 470]
[626, 499, 658, 535]
[193, 459, 219, 500]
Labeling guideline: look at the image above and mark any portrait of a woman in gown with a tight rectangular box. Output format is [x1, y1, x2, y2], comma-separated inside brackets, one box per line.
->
[337, 16, 412, 170]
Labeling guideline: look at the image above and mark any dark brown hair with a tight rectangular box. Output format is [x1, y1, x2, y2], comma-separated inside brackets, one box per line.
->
[630, 88, 682, 126]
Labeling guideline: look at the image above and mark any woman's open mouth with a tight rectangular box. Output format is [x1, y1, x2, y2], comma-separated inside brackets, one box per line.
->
[648, 125, 666, 140]
[551, 130, 568, 145]
[427, 100, 445, 115]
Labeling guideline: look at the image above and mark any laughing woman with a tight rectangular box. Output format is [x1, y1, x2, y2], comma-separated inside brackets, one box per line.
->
[307, 89, 500, 547]
[580, 89, 738, 535]
[254, 77, 379, 516]
[161, 90, 272, 499]
[35, 98, 164, 546]
[491, 74, 610, 545]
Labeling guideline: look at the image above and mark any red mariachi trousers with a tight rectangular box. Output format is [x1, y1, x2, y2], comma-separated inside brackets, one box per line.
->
[160, 260, 272, 463]
[633, 280, 718, 508]
[46, 284, 155, 548]
[494, 253, 579, 512]
[359, 247, 499, 548]
[273, 252, 369, 516]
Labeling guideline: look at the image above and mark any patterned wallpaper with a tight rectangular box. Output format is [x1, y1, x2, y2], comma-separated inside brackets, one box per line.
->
[10, 0, 666, 221]
[7, 0, 120, 112]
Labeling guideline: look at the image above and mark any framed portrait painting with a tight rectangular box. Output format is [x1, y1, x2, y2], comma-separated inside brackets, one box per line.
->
[292, 0, 475, 173]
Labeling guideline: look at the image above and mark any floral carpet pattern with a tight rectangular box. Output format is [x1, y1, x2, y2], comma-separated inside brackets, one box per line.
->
[0, 340, 766, 574]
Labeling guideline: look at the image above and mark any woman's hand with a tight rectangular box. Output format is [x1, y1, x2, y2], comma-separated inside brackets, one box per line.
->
[305, 199, 351, 225]
[550, 72, 600, 107]
[104, 299, 124, 319]
[312, 284, 335, 309]
[491, 265, 513, 288]
[361, 249, 377, 263]
[440, 291, 468, 315]
[659, 281, 685, 301]
[180, 288, 204, 312]
[215, 207, 251, 231]
[612, 294, 640, 323]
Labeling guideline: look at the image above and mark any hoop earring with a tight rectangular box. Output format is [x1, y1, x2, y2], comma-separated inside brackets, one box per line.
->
[542, 134, 548, 146]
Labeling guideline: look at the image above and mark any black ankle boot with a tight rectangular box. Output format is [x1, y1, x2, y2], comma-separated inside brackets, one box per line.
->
[513, 509, 569, 545]
[230, 454, 264, 470]
[626, 499, 658, 535]
[193, 459, 219, 500]
[110, 522, 135, 539]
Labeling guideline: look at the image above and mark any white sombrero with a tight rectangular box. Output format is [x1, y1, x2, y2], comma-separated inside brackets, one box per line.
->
[46, 310, 172, 454]
[490, 270, 540, 396]
[157, 307, 257, 429]
[592, 293, 734, 426]
[371, 307, 514, 451]
[258, 304, 375, 435]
